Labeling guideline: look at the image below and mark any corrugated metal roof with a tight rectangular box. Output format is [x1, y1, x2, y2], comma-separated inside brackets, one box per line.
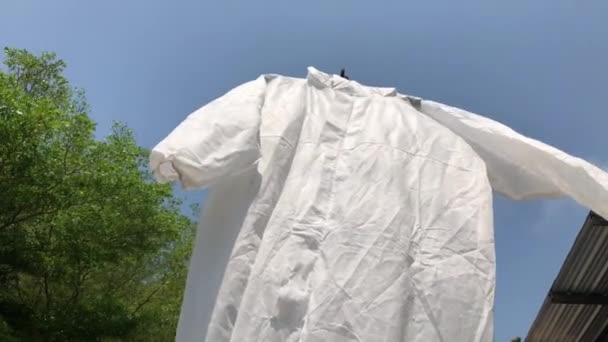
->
[527, 212, 608, 342]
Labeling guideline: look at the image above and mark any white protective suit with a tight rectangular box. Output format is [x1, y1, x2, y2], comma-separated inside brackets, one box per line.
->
[150, 67, 608, 342]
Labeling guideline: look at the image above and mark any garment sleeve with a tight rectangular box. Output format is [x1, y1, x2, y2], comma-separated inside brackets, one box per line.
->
[150, 76, 267, 190]
[415, 98, 608, 219]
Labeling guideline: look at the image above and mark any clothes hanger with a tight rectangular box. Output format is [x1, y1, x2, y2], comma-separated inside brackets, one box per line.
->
[339, 68, 350, 80]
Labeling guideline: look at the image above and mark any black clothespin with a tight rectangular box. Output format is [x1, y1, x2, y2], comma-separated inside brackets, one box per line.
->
[339, 68, 349, 80]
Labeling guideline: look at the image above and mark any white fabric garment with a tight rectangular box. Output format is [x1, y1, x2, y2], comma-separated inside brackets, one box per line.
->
[150, 67, 608, 342]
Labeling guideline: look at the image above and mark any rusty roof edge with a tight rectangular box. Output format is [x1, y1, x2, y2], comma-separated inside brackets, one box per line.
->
[551, 212, 597, 289]
[526, 211, 597, 340]
[590, 211, 608, 226]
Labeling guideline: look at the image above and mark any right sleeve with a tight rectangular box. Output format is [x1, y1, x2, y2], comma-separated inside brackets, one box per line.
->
[415, 98, 608, 220]
[150, 76, 267, 190]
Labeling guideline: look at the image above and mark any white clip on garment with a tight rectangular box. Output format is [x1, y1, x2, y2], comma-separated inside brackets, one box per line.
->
[151, 67, 608, 342]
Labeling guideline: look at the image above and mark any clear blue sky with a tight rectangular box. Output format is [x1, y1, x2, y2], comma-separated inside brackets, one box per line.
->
[2, 1, 608, 340]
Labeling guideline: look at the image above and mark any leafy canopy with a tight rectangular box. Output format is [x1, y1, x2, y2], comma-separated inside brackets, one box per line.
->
[0, 47, 195, 341]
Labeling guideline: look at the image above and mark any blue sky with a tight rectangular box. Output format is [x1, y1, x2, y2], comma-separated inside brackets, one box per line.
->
[2, 1, 608, 340]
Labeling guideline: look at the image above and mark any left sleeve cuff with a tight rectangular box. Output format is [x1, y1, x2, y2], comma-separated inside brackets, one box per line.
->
[156, 161, 179, 183]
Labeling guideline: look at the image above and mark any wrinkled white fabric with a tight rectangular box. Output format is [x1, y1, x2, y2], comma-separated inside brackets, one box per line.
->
[150, 67, 608, 342]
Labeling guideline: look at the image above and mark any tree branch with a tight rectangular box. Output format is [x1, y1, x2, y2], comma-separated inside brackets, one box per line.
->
[131, 284, 163, 316]
[43, 272, 51, 313]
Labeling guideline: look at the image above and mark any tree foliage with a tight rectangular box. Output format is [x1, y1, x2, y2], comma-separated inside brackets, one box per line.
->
[0, 48, 195, 341]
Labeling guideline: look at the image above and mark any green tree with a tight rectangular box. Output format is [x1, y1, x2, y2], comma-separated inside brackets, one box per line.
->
[0, 48, 194, 341]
